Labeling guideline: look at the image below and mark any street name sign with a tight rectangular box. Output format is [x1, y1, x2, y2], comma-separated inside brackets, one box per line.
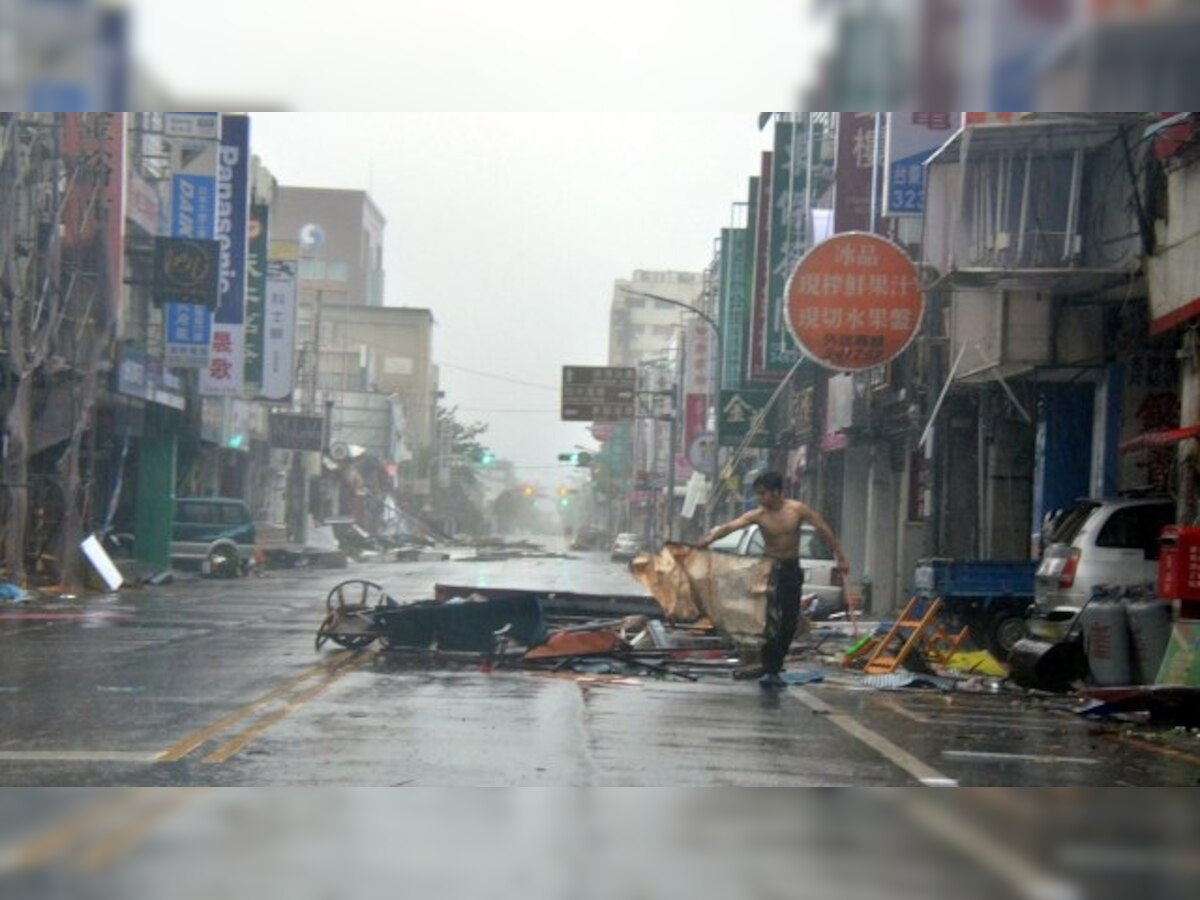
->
[561, 366, 636, 421]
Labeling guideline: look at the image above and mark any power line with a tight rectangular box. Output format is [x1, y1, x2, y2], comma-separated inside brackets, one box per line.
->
[456, 407, 560, 414]
[440, 363, 559, 392]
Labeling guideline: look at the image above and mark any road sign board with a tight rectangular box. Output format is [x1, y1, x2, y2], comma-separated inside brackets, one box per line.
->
[269, 412, 324, 451]
[785, 232, 924, 373]
[561, 366, 636, 421]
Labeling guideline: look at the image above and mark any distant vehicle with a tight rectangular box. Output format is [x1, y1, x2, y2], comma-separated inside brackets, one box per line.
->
[1032, 497, 1175, 641]
[570, 526, 604, 551]
[610, 532, 644, 562]
[708, 524, 845, 619]
[171, 497, 257, 576]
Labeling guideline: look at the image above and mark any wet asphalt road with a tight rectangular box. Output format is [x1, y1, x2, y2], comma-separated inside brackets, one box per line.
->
[1, 546, 1198, 788]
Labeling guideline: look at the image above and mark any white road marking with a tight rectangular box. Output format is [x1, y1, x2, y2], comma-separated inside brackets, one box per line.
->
[943, 750, 1099, 766]
[0, 751, 162, 763]
[897, 793, 1083, 900]
[789, 687, 959, 787]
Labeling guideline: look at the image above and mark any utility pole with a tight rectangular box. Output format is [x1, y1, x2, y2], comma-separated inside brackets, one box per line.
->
[616, 286, 724, 529]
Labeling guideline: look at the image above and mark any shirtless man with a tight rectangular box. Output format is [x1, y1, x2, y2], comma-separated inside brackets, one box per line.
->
[697, 471, 849, 685]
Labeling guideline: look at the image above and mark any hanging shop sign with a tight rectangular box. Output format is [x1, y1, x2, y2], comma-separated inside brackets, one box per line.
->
[152, 236, 219, 306]
[785, 232, 924, 373]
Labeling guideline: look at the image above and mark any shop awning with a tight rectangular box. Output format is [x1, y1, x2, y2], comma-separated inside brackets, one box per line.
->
[1120, 425, 1200, 455]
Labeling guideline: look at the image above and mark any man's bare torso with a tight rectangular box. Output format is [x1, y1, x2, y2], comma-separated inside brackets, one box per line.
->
[752, 499, 809, 560]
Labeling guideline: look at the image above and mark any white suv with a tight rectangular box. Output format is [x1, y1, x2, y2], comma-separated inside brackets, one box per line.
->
[1031, 497, 1174, 641]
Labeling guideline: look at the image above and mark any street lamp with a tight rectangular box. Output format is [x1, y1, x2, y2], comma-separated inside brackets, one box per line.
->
[616, 286, 723, 529]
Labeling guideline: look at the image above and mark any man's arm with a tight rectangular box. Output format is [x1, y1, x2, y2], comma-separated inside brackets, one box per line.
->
[696, 510, 759, 548]
[799, 504, 849, 573]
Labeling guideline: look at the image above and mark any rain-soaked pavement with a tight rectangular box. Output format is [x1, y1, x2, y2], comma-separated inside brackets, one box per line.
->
[1, 543, 1198, 788]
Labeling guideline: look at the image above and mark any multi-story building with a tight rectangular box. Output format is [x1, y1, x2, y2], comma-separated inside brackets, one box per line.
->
[608, 271, 704, 367]
[310, 303, 438, 455]
[272, 186, 386, 309]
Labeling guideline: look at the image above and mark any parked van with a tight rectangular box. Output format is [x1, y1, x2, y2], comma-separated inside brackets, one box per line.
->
[1031, 497, 1174, 641]
[171, 497, 257, 575]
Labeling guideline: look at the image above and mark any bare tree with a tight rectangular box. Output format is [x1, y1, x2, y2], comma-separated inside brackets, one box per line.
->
[0, 113, 115, 587]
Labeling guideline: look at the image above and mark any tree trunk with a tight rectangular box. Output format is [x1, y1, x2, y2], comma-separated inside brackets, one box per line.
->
[4, 375, 32, 585]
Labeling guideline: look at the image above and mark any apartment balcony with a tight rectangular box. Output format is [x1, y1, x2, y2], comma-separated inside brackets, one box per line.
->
[923, 114, 1151, 297]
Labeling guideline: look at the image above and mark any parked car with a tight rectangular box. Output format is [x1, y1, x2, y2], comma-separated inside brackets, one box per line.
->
[1031, 496, 1175, 641]
[171, 497, 257, 576]
[708, 524, 846, 619]
[610, 532, 644, 562]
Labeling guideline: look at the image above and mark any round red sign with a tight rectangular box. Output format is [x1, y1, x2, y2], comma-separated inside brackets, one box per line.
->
[785, 232, 924, 372]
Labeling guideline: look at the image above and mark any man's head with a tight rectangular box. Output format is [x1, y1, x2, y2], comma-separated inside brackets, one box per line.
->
[752, 471, 785, 509]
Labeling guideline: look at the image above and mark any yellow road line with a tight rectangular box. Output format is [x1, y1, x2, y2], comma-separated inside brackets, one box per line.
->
[201, 651, 373, 764]
[74, 789, 196, 873]
[0, 790, 138, 872]
[157, 652, 362, 763]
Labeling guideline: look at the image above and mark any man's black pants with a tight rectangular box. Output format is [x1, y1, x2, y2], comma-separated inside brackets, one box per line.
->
[762, 558, 803, 675]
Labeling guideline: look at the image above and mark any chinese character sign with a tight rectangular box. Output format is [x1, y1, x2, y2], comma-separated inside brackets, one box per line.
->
[786, 233, 924, 372]
[200, 114, 251, 398]
[884, 112, 955, 217]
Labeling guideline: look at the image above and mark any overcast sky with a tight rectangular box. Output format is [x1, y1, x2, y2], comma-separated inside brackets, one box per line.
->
[128, 4, 822, 484]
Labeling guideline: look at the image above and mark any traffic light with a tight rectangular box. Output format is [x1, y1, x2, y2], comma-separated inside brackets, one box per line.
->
[479, 450, 494, 465]
[557, 451, 593, 466]
[522, 485, 535, 497]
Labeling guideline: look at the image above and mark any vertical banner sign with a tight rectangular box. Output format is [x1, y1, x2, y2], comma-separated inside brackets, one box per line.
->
[200, 115, 251, 398]
[261, 260, 298, 401]
[884, 112, 955, 217]
[766, 117, 810, 373]
[678, 319, 713, 478]
[244, 204, 269, 390]
[834, 113, 880, 234]
[718, 228, 749, 391]
[164, 115, 219, 368]
[748, 157, 778, 384]
[61, 113, 126, 328]
[164, 173, 216, 366]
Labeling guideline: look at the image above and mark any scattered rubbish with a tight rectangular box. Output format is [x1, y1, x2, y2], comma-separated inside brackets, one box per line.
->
[143, 570, 174, 586]
[524, 630, 627, 659]
[0, 583, 32, 603]
[80, 534, 124, 591]
[856, 596, 968, 675]
[631, 543, 778, 656]
[861, 671, 957, 691]
[433, 584, 661, 620]
[1077, 685, 1200, 727]
[942, 649, 1008, 679]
